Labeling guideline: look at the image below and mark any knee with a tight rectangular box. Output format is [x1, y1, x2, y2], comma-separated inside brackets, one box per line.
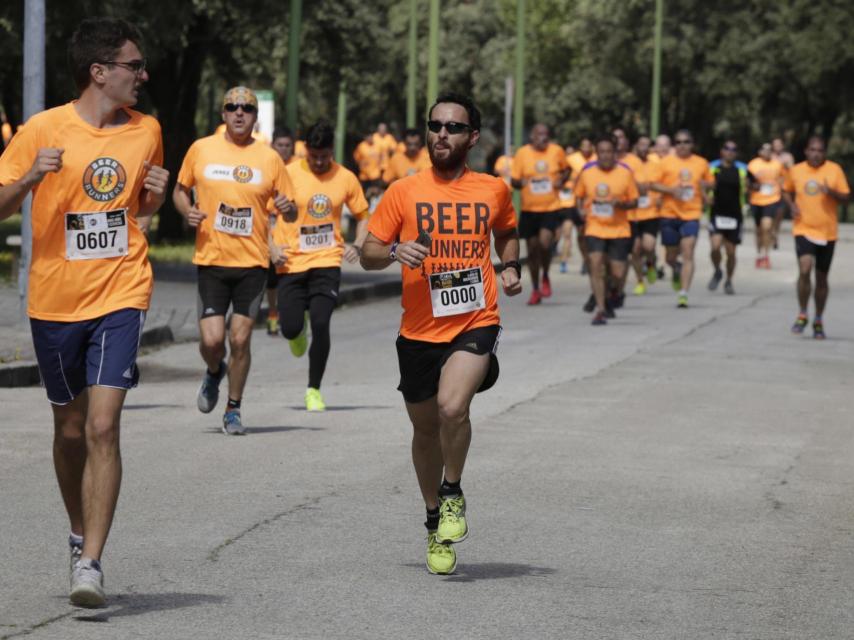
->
[55, 420, 86, 450]
[310, 315, 331, 336]
[280, 317, 303, 340]
[86, 415, 119, 450]
[229, 332, 251, 355]
[200, 334, 224, 354]
[437, 398, 469, 428]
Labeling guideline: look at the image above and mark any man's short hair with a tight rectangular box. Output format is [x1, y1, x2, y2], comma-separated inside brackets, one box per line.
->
[272, 127, 294, 142]
[806, 135, 826, 149]
[68, 18, 143, 93]
[594, 134, 616, 148]
[428, 92, 481, 131]
[403, 128, 422, 142]
[305, 120, 335, 150]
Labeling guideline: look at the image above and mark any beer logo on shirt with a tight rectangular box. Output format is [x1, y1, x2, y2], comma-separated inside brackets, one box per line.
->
[535, 160, 548, 173]
[805, 179, 820, 196]
[679, 169, 692, 182]
[307, 193, 332, 219]
[595, 183, 610, 198]
[233, 165, 254, 183]
[83, 157, 126, 202]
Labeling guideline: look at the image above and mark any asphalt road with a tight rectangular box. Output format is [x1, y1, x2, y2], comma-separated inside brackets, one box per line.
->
[2, 230, 853, 639]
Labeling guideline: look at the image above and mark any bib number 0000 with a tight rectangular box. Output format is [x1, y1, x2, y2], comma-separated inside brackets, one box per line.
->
[429, 267, 485, 318]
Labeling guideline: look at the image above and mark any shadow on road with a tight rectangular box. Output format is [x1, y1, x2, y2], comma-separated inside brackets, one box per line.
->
[404, 562, 556, 582]
[124, 403, 184, 411]
[286, 405, 393, 412]
[202, 426, 325, 435]
[72, 592, 225, 623]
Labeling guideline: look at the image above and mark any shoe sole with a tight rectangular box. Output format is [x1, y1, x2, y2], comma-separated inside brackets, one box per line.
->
[197, 387, 218, 414]
[426, 556, 457, 575]
[70, 585, 105, 608]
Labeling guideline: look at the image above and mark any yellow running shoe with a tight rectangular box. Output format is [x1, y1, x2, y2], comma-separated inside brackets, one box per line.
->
[288, 312, 309, 357]
[633, 282, 646, 296]
[646, 265, 658, 284]
[437, 494, 468, 543]
[305, 387, 326, 412]
[426, 532, 457, 575]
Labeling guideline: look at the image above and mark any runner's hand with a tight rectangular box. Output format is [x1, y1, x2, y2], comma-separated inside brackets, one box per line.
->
[187, 206, 207, 227]
[395, 241, 429, 269]
[25, 147, 63, 184]
[790, 202, 800, 219]
[501, 266, 522, 296]
[270, 243, 287, 267]
[142, 161, 169, 197]
[273, 193, 297, 221]
[343, 244, 361, 263]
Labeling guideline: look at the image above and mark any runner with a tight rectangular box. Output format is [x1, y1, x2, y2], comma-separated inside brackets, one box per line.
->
[493, 147, 514, 185]
[383, 128, 431, 185]
[174, 86, 295, 435]
[265, 127, 298, 335]
[651, 129, 713, 307]
[360, 92, 521, 575]
[612, 128, 641, 305]
[654, 134, 672, 160]
[574, 136, 638, 325]
[0, 18, 167, 607]
[783, 136, 850, 339]
[374, 122, 398, 161]
[770, 137, 795, 250]
[353, 132, 384, 199]
[748, 142, 785, 268]
[272, 120, 370, 411]
[560, 137, 596, 277]
[707, 140, 753, 295]
[511, 123, 569, 304]
[626, 135, 663, 295]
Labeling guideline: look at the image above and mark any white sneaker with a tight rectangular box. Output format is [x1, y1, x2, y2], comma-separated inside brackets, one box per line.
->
[70, 558, 106, 607]
[69, 538, 83, 575]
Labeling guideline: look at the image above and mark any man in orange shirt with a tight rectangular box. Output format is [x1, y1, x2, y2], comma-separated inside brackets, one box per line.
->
[625, 135, 662, 295]
[272, 120, 369, 411]
[783, 136, 850, 339]
[0, 18, 168, 607]
[361, 92, 521, 575]
[561, 137, 596, 277]
[651, 129, 713, 307]
[748, 142, 785, 268]
[174, 87, 295, 435]
[265, 127, 298, 335]
[511, 123, 569, 304]
[373, 122, 398, 161]
[383, 128, 431, 185]
[493, 147, 514, 184]
[353, 132, 384, 197]
[575, 136, 638, 325]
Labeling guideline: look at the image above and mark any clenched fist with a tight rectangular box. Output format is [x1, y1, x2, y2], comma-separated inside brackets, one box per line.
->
[26, 148, 64, 184]
[142, 161, 169, 197]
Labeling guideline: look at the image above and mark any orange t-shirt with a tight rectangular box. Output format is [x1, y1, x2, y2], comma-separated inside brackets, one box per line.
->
[562, 151, 597, 207]
[747, 157, 785, 206]
[353, 141, 384, 181]
[368, 169, 517, 343]
[658, 154, 712, 220]
[626, 155, 662, 221]
[0, 102, 162, 321]
[177, 134, 294, 269]
[493, 155, 513, 184]
[294, 140, 307, 159]
[574, 163, 638, 239]
[373, 133, 398, 161]
[273, 160, 369, 274]
[511, 143, 567, 212]
[784, 160, 850, 242]
[383, 149, 431, 184]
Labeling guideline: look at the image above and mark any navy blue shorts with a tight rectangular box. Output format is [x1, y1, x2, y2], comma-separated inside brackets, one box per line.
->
[660, 218, 700, 246]
[30, 308, 146, 405]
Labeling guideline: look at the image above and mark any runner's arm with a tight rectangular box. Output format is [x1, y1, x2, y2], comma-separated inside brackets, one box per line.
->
[172, 183, 207, 227]
[782, 190, 799, 218]
[138, 161, 169, 221]
[493, 226, 522, 296]
[0, 147, 63, 220]
[343, 213, 370, 263]
[650, 182, 678, 197]
[361, 232, 428, 270]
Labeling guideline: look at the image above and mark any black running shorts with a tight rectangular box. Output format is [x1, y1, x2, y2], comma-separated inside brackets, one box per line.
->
[197, 266, 266, 319]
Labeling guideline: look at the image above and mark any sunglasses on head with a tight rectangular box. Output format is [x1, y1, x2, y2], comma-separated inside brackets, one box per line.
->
[224, 103, 257, 113]
[427, 120, 472, 135]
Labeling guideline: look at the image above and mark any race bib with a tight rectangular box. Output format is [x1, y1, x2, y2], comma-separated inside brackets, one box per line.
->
[299, 223, 335, 251]
[429, 267, 485, 318]
[714, 216, 738, 230]
[680, 186, 695, 202]
[214, 203, 252, 237]
[759, 183, 776, 196]
[65, 209, 128, 261]
[591, 201, 614, 218]
[530, 178, 552, 195]
[637, 195, 651, 209]
[559, 188, 573, 201]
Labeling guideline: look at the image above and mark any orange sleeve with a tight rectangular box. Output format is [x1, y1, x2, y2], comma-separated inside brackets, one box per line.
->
[510, 152, 523, 181]
[494, 182, 518, 230]
[832, 164, 850, 195]
[0, 116, 40, 186]
[274, 156, 295, 200]
[556, 150, 568, 171]
[367, 183, 403, 243]
[783, 171, 794, 193]
[176, 142, 197, 188]
[346, 172, 370, 220]
[149, 120, 164, 166]
[703, 161, 713, 183]
[574, 172, 587, 200]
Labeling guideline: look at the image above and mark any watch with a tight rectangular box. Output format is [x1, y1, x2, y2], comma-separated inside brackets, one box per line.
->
[389, 241, 400, 262]
[503, 260, 521, 278]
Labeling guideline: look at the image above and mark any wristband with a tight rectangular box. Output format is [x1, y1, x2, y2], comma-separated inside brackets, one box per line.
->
[502, 260, 522, 278]
[389, 241, 399, 262]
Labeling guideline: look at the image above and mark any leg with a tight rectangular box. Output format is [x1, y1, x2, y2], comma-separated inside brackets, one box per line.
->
[538, 227, 555, 281]
[665, 245, 679, 270]
[679, 235, 697, 291]
[559, 219, 573, 264]
[80, 386, 127, 561]
[710, 233, 723, 272]
[307, 295, 336, 389]
[526, 236, 541, 290]
[724, 238, 737, 282]
[198, 316, 227, 373]
[814, 269, 829, 317]
[52, 394, 89, 537]
[610, 259, 628, 296]
[631, 236, 645, 283]
[436, 350, 490, 484]
[405, 397, 443, 511]
[760, 216, 773, 258]
[797, 254, 813, 312]
[278, 276, 308, 340]
[588, 251, 606, 312]
[225, 314, 256, 401]
[576, 223, 589, 271]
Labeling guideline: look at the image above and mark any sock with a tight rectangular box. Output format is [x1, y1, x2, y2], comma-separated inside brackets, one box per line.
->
[424, 507, 440, 531]
[69, 532, 83, 548]
[439, 478, 462, 498]
[814, 315, 822, 323]
[227, 398, 241, 410]
[799, 309, 808, 316]
[79, 557, 101, 572]
[268, 309, 278, 320]
[679, 289, 687, 296]
[207, 364, 222, 377]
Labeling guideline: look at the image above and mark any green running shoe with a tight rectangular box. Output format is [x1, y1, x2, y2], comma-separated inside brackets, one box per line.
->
[426, 532, 457, 575]
[305, 387, 326, 412]
[677, 294, 688, 308]
[437, 494, 468, 543]
[289, 312, 309, 357]
[646, 264, 658, 284]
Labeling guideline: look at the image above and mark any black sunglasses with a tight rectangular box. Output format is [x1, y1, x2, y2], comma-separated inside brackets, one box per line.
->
[427, 120, 472, 135]
[102, 58, 146, 74]
[224, 103, 257, 113]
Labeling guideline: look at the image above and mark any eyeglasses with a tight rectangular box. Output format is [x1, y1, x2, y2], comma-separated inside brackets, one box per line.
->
[224, 103, 257, 114]
[102, 59, 146, 75]
[427, 120, 472, 135]
[675, 139, 692, 145]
